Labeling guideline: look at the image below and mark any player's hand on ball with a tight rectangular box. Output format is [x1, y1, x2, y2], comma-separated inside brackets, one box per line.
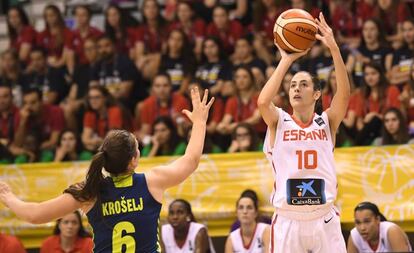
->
[182, 87, 215, 124]
[276, 44, 309, 63]
[315, 12, 337, 50]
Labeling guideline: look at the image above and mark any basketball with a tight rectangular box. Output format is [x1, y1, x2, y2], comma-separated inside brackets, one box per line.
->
[273, 9, 318, 53]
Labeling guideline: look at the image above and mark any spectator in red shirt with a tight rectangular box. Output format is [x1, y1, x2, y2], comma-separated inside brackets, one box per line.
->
[37, 5, 75, 74]
[0, 233, 26, 253]
[135, 0, 168, 80]
[14, 88, 65, 153]
[0, 86, 20, 163]
[72, 5, 103, 65]
[169, 1, 206, 59]
[82, 86, 127, 151]
[206, 5, 244, 55]
[104, 4, 137, 57]
[138, 73, 190, 141]
[158, 29, 196, 93]
[7, 6, 36, 63]
[40, 211, 93, 253]
[350, 62, 401, 145]
[217, 66, 264, 138]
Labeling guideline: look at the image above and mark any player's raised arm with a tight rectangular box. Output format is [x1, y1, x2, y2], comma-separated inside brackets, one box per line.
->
[315, 13, 350, 132]
[0, 182, 81, 224]
[146, 88, 214, 199]
[257, 46, 308, 128]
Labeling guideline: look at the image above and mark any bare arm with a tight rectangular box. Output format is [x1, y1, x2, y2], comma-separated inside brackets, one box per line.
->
[388, 225, 411, 252]
[315, 13, 350, 133]
[224, 236, 233, 253]
[0, 182, 81, 224]
[347, 235, 359, 253]
[258, 42, 308, 148]
[146, 88, 214, 202]
[194, 228, 209, 253]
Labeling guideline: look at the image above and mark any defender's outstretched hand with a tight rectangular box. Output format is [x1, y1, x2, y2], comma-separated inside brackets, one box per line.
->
[182, 87, 215, 124]
[315, 12, 338, 51]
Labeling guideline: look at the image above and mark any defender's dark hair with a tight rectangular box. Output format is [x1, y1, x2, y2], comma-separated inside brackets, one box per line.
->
[354, 202, 387, 221]
[169, 199, 196, 222]
[64, 130, 138, 202]
[53, 210, 91, 237]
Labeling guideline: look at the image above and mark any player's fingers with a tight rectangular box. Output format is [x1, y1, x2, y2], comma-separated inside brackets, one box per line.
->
[202, 89, 208, 105]
[193, 86, 201, 103]
[206, 97, 215, 109]
[182, 109, 192, 119]
[315, 34, 323, 41]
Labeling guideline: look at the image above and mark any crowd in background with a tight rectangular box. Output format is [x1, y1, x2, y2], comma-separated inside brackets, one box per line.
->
[2, 0, 414, 163]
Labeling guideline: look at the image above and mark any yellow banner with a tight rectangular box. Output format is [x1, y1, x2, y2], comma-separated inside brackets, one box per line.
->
[1, 145, 414, 248]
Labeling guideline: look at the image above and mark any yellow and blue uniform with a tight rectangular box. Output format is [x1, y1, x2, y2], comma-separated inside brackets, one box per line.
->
[87, 173, 161, 253]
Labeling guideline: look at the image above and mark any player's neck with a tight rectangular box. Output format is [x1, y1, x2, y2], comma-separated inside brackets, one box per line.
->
[241, 222, 256, 237]
[292, 108, 314, 124]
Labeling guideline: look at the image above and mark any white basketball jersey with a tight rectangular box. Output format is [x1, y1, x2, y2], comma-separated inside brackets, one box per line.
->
[263, 108, 337, 216]
[350, 221, 412, 252]
[162, 222, 216, 253]
[230, 223, 269, 253]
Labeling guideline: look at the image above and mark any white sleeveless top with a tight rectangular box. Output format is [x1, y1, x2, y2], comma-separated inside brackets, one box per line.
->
[263, 108, 337, 219]
[162, 222, 216, 253]
[230, 223, 269, 253]
[350, 221, 412, 252]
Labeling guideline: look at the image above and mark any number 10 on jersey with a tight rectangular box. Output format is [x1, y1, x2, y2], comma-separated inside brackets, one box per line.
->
[296, 150, 317, 170]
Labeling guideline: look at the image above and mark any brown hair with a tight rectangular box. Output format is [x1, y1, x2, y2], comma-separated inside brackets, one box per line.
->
[64, 130, 137, 202]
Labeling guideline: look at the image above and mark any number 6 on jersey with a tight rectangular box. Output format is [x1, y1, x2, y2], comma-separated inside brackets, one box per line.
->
[296, 150, 317, 170]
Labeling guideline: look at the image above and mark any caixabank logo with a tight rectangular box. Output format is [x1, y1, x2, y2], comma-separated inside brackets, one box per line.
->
[287, 178, 326, 205]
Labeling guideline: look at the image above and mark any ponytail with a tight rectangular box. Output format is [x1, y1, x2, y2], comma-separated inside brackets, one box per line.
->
[64, 151, 106, 202]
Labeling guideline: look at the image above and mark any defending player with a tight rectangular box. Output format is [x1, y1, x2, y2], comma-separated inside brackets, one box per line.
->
[257, 13, 350, 253]
[0, 87, 214, 253]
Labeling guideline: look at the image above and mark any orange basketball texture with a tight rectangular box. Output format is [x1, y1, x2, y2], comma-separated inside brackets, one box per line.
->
[274, 9, 318, 53]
